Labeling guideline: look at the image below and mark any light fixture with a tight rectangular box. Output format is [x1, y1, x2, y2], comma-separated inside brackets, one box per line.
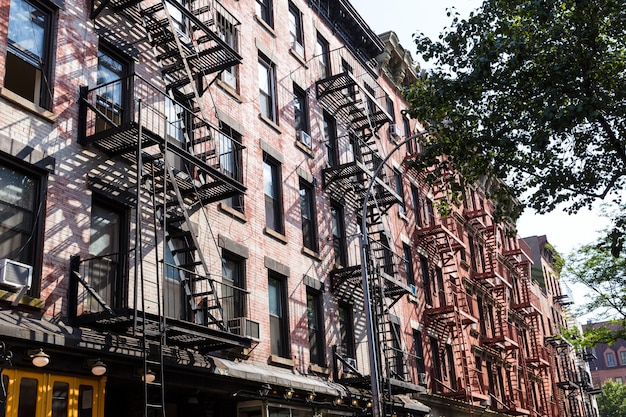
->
[351, 398, 359, 407]
[366, 400, 372, 408]
[333, 397, 343, 406]
[28, 349, 50, 367]
[89, 359, 107, 376]
[259, 383, 272, 397]
[284, 387, 294, 400]
[306, 391, 316, 402]
[142, 369, 156, 383]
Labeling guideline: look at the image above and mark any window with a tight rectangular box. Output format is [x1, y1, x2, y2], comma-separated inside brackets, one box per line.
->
[219, 126, 244, 212]
[163, 243, 185, 320]
[394, 169, 405, 214]
[338, 302, 355, 359]
[615, 377, 623, 384]
[410, 184, 421, 226]
[435, 266, 445, 307]
[607, 352, 616, 367]
[222, 251, 245, 323]
[89, 198, 128, 310]
[413, 330, 425, 374]
[386, 96, 396, 123]
[258, 55, 277, 122]
[315, 34, 330, 78]
[430, 337, 443, 393]
[402, 244, 415, 286]
[5, 0, 54, 109]
[288, 3, 304, 56]
[263, 156, 283, 233]
[330, 202, 347, 266]
[96, 44, 130, 130]
[420, 256, 432, 305]
[299, 179, 317, 252]
[268, 272, 289, 357]
[380, 234, 394, 276]
[389, 321, 403, 377]
[255, 0, 272, 27]
[323, 112, 338, 167]
[293, 85, 310, 147]
[307, 289, 325, 366]
[217, 13, 239, 89]
[0, 160, 46, 292]
[620, 350, 626, 365]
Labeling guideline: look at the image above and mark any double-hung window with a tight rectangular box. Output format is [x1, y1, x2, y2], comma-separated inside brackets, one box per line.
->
[306, 288, 324, 366]
[293, 85, 310, 147]
[402, 244, 414, 286]
[95, 45, 130, 131]
[288, 2, 304, 56]
[394, 169, 405, 214]
[268, 272, 289, 357]
[263, 155, 283, 234]
[330, 202, 347, 266]
[299, 179, 317, 252]
[0, 159, 46, 295]
[315, 34, 330, 79]
[258, 54, 277, 123]
[255, 0, 272, 27]
[217, 13, 239, 90]
[219, 126, 244, 212]
[222, 251, 245, 323]
[5, 0, 54, 109]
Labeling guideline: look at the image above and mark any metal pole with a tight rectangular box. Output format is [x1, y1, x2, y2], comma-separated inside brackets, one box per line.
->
[360, 130, 426, 417]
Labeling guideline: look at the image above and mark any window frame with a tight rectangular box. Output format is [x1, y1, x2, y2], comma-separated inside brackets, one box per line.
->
[315, 34, 330, 79]
[306, 287, 325, 367]
[288, 2, 304, 56]
[323, 112, 338, 167]
[606, 351, 616, 367]
[330, 202, 347, 266]
[268, 271, 290, 358]
[293, 84, 310, 147]
[299, 178, 318, 252]
[394, 168, 405, 214]
[216, 12, 239, 90]
[219, 126, 244, 213]
[221, 250, 246, 323]
[255, 0, 273, 27]
[0, 155, 48, 297]
[263, 154, 284, 234]
[258, 54, 277, 123]
[5, 0, 55, 110]
[620, 350, 626, 366]
[402, 243, 415, 286]
[338, 301, 355, 359]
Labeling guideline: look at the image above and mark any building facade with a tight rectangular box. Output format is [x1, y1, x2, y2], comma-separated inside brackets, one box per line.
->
[584, 321, 626, 387]
[0, 0, 593, 416]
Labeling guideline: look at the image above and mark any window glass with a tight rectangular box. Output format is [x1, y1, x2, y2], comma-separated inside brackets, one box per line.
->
[620, 350, 626, 365]
[222, 252, 244, 322]
[299, 180, 317, 251]
[77, 385, 94, 417]
[51, 382, 69, 417]
[288, 3, 303, 54]
[268, 274, 288, 357]
[315, 35, 330, 78]
[0, 164, 39, 264]
[607, 352, 616, 367]
[255, 0, 272, 26]
[293, 86, 310, 145]
[307, 289, 324, 366]
[258, 57, 276, 121]
[17, 377, 38, 417]
[263, 158, 282, 233]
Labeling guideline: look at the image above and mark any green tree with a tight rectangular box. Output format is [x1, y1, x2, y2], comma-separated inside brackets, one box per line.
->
[563, 230, 626, 345]
[598, 380, 626, 417]
[405, 0, 626, 238]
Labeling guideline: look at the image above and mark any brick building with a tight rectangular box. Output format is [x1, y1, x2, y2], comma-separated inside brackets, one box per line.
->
[584, 321, 626, 387]
[0, 0, 597, 416]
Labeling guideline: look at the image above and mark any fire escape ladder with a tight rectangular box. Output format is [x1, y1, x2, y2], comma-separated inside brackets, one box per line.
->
[141, 324, 166, 417]
[161, 158, 226, 330]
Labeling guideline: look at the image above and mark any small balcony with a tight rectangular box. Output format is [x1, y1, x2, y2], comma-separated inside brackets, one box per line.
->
[68, 253, 254, 352]
[79, 74, 246, 205]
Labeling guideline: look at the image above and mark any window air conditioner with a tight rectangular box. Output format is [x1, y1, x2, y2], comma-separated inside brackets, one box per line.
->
[227, 317, 260, 340]
[299, 130, 312, 148]
[389, 124, 402, 140]
[292, 41, 304, 57]
[343, 357, 357, 372]
[418, 372, 428, 386]
[0, 259, 32, 289]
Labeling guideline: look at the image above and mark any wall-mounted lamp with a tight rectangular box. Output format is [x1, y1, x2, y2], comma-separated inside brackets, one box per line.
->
[284, 387, 294, 400]
[142, 369, 156, 383]
[333, 397, 343, 406]
[28, 349, 50, 367]
[306, 391, 316, 402]
[88, 359, 107, 376]
[259, 383, 272, 397]
[351, 398, 359, 407]
[365, 400, 372, 408]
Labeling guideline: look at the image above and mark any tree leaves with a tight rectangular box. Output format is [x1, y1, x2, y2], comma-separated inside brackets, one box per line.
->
[405, 0, 626, 235]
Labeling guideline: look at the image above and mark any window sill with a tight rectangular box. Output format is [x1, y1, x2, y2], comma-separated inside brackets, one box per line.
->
[264, 227, 288, 244]
[0, 288, 44, 309]
[0, 88, 56, 123]
[216, 79, 242, 103]
[309, 364, 330, 375]
[301, 246, 322, 261]
[289, 48, 307, 68]
[294, 139, 314, 158]
[255, 15, 276, 37]
[269, 355, 294, 368]
[218, 203, 247, 223]
[259, 113, 282, 134]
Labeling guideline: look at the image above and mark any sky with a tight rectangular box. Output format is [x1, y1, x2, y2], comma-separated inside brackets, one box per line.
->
[352, 0, 611, 312]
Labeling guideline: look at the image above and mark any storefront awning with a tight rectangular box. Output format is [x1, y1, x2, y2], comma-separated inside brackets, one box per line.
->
[395, 394, 430, 414]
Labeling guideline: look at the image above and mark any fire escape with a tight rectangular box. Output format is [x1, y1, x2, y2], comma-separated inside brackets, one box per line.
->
[72, 0, 253, 414]
[316, 47, 423, 412]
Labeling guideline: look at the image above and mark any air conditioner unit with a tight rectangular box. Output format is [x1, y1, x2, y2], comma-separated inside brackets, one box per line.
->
[389, 124, 402, 139]
[227, 317, 260, 340]
[221, 70, 236, 87]
[299, 130, 312, 148]
[0, 259, 32, 289]
[418, 372, 428, 386]
[292, 41, 304, 57]
[343, 357, 357, 372]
